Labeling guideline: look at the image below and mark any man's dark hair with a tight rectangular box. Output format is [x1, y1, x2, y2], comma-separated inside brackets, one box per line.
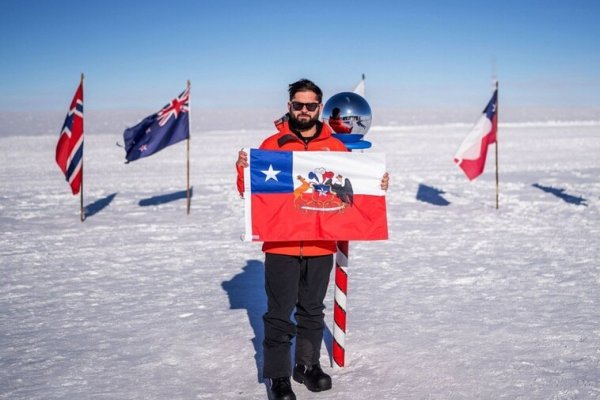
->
[288, 79, 323, 103]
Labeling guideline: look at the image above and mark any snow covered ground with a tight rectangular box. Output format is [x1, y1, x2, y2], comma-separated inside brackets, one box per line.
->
[1, 114, 599, 399]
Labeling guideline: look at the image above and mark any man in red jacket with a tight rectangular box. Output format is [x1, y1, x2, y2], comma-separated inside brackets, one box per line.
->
[236, 79, 388, 400]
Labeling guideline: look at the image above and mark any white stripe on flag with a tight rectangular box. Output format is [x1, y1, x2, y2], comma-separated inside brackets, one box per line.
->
[454, 114, 492, 162]
[66, 135, 84, 183]
[292, 152, 386, 195]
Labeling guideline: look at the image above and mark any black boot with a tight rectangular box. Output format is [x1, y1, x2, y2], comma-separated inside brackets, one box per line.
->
[269, 377, 296, 400]
[292, 363, 332, 392]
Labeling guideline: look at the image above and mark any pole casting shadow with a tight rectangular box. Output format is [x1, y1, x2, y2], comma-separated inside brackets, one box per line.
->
[138, 187, 193, 207]
[416, 183, 450, 206]
[83, 192, 118, 220]
[532, 183, 587, 206]
[221, 260, 335, 382]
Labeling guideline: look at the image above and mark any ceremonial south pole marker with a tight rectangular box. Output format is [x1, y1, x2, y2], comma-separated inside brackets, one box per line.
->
[323, 86, 373, 367]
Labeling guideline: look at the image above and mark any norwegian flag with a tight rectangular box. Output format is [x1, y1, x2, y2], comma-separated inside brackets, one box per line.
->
[454, 88, 498, 180]
[56, 81, 84, 195]
[123, 87, 190, 162]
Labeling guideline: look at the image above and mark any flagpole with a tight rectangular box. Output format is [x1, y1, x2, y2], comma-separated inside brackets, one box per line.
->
[80, 72, 85, 222]
[186, 80, 191, 215]
[494, 80, 499, 210]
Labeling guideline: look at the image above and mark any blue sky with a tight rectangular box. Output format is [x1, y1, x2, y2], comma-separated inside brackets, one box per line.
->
[1, 0, 599, 112]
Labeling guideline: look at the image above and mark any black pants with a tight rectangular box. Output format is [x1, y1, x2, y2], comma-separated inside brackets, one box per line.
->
[262, 253, 333, 379]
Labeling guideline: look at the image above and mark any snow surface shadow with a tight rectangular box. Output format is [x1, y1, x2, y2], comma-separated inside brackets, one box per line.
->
[222, 259, 267, 383]
[322, 321, 334, 367]
[416, 183, 450, 206]
[532, 183, 588, 206]
[83, 192, 118, 220]
[221, 260, 335, 382]
[138, 186, 193, 207]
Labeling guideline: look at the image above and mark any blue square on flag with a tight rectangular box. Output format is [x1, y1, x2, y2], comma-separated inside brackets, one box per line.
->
[250, 149, 294, 193]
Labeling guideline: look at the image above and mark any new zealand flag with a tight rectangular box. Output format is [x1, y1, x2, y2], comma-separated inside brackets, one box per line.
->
[123, 87, 190, 162]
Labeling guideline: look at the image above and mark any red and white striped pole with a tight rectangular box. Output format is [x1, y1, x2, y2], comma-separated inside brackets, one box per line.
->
[330, 75, 370, 367]
[333, 240, 349, 367]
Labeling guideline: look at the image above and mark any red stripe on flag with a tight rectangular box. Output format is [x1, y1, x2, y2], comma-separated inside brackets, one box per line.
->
[454, 130, 496, 181]
[250, 193, 387, 241]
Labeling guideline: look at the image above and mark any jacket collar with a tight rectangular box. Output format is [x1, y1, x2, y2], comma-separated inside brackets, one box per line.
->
[274, 113, 334, 143]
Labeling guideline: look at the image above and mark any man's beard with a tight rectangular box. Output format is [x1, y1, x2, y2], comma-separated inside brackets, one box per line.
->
[289, 112, 319, 131]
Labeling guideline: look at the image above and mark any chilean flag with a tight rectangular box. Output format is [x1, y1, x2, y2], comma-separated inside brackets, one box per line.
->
[243, 149, 388, 242]
[454, 88, 498, 180]
[56, 81, 84, 195]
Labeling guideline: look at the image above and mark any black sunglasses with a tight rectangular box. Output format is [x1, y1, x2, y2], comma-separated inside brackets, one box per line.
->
[290, 101, 320, 112]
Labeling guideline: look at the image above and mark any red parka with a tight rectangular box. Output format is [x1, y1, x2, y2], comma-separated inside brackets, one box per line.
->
[237, 115, 348, 257]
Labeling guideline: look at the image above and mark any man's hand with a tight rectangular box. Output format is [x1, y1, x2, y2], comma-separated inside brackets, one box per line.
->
[381, 172, 390, 191]
[236, 150, 248, 168]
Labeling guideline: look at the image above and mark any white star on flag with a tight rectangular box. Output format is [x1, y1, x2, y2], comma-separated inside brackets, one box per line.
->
[317, 187, 329, 196]
[261, 164, 280, 181]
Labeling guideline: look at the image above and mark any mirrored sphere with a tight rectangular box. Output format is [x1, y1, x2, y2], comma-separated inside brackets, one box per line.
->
[323, 92, 372, 139]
